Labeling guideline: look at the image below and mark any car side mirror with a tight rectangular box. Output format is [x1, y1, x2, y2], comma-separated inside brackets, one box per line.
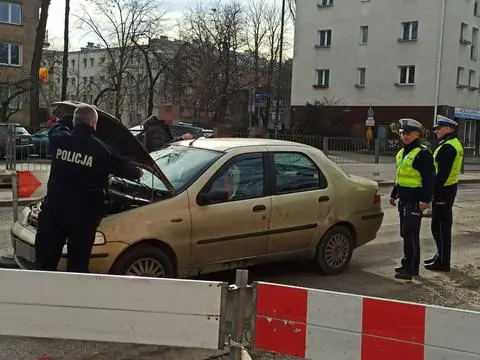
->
[197, 190, 229, 206]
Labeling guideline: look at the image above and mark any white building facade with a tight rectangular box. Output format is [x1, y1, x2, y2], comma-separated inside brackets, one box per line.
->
[291, 0, 480, 148]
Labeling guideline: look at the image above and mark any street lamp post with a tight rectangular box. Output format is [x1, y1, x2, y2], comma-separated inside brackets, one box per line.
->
[274, 0, 286, 138]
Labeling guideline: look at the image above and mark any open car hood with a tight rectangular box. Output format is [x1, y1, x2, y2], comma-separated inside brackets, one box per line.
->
[50, 101, 176, 195]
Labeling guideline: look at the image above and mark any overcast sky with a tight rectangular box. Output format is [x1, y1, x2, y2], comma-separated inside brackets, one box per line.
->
[46, 0, 195, 50]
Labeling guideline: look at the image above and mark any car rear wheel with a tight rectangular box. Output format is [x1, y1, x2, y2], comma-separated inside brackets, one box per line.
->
[110, 245, 175, 278]
[314, 226, 354, 275]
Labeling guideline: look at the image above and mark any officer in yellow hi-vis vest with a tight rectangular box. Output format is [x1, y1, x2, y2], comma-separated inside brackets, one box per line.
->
[390, 118, 435, 280]
[424, 115, 464, 273]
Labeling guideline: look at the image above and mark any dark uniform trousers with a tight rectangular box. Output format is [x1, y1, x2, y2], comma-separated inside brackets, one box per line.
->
[431, 188, 457, 267]
[399, 200, 422, 273]
[35, 202, 99, 273]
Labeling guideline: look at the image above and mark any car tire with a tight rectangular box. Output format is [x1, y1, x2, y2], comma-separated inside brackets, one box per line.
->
[110, 245, 175, 278]
[313, 226, 354, 275]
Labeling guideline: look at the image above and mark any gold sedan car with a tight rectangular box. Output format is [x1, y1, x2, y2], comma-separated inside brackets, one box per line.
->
[11, 102, 384, 278]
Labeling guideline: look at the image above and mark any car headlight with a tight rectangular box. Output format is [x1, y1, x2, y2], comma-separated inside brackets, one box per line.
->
[94, 232, 106, 245]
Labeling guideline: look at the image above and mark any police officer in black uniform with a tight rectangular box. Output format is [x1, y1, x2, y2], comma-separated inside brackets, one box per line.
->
[425, 115, 464, 272]
[390, 119, 435, 280]
[35, 105, 142, 273]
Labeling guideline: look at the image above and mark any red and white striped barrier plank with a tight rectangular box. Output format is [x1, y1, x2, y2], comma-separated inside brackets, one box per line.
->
[0, 269, 227, 349]
[17, 170, 49, 198]
[253, 282, 480, 360]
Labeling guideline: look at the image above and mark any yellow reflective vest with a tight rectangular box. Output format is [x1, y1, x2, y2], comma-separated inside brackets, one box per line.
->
[395, 147, 422, 188]
[433, 137, 464, 186]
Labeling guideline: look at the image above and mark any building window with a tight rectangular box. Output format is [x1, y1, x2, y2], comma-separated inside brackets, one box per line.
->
[475, 0, 480, 17]
[71, 77, 75, 85]
[0, 1, 22, 25]
[83, 76, 87, 84]
[315, 69, 330, 88]
[71, 59, 75, 68]
[83, 58, 87, 67]
[472, 28, 479, 60]
[457, 67, 465, 86]
[90, 58, 94, 67]
[401, 21, 418, 41]
[461, 23, 470, 44]
[356, 67, 366, 86]
[317, 29, 332, 47]
[0, 42, 21, 66]
[398, 65, 415, 85]
[360, 26, 368, 44]
[318, 0, 333, 7]
[469, 70, 476, 89]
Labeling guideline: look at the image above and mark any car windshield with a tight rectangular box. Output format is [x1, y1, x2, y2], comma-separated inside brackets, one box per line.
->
[138, 145, 223, 192]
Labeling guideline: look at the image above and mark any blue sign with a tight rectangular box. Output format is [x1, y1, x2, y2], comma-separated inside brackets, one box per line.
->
[255, 93, 267, 107]
[454, 107, 480, 121]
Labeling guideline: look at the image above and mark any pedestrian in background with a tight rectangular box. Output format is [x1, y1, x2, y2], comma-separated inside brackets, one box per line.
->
[35, 105, 142, 273]
[425, 115, 464, 272]
[142, 115, 193, 152]
[390, 118, 435, 280]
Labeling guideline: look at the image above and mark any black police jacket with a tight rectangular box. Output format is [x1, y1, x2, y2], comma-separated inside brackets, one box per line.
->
[45, 117, 142, 218]
[390, 139, 435, 204]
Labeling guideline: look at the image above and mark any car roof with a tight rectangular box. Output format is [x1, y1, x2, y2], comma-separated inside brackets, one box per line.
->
[174, 137, 312, 152]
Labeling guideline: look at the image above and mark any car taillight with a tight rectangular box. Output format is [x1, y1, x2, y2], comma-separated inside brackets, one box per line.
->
[374, 193, 381, 204]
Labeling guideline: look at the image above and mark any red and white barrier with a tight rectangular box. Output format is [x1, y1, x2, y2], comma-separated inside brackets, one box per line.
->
[253, 282, 480, 359]
[17, 170, 49, 198]
[0, 269, 228, 349]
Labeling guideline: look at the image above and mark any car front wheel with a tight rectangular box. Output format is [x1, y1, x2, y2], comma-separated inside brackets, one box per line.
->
[110, 245, 175, 278]
[314, 226, 354, 275]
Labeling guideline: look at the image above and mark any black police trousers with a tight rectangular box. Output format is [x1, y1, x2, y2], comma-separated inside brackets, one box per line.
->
[399, 201, 422, 273]
[35, 206, 98, 273]
[431, 189, 457, 267]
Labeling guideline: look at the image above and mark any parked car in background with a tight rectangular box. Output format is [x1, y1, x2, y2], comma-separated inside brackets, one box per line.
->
[30, 127, 50, 158]
[0, 124, 33, 159]
[12, 101, 384, 279]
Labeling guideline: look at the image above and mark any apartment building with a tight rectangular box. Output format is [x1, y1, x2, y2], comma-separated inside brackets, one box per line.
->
[0, 0, 40, 125]
[291, 0, 480, 148]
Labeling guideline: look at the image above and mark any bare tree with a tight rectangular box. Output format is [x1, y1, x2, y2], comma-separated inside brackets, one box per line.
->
[61, 0, 71, 100]
[75, 0, 166, 119]
[287, 0, 295, 22]
[182, 0, 249, 124]
[30, 0, 52, 127]
[0, 71, 31, 123]
[245, 0, 268, 88]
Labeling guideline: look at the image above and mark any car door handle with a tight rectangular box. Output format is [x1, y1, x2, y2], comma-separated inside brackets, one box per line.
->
[318, 196, 330, 202]
[252, 205, 266, 212]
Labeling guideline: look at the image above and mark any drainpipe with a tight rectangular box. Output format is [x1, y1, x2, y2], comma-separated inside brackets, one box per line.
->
[433, 0, 447, 126]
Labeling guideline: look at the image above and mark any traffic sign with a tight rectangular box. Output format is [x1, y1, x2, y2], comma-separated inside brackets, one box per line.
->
[365, 116, 375, 127]
[255, 93, 267, 107]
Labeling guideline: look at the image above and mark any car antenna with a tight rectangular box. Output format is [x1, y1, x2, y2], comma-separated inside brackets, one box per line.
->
[189, 137, 201, 146]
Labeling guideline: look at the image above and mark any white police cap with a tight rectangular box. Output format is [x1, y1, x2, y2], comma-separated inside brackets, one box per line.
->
[398, 118, 422, 133]
[433, 115, 458, 130]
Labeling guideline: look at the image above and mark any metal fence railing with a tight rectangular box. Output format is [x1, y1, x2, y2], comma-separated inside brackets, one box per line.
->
[234, 133, 480, 171]
[1, 124, 50, 172]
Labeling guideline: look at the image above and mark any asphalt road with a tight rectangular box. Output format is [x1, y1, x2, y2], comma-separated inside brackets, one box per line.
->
[0, 184, 480, 359]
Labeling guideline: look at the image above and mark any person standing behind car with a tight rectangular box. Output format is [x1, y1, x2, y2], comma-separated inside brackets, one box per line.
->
[142, 115, 193, 152]
[35, 105, 142, 273]
[424, 115, 464, 273]
[390, 118, 435, 281]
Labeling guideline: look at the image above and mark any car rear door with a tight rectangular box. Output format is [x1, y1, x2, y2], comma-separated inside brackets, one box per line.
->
[188, 150, 271, 266]
[266, 146, 332, 254]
